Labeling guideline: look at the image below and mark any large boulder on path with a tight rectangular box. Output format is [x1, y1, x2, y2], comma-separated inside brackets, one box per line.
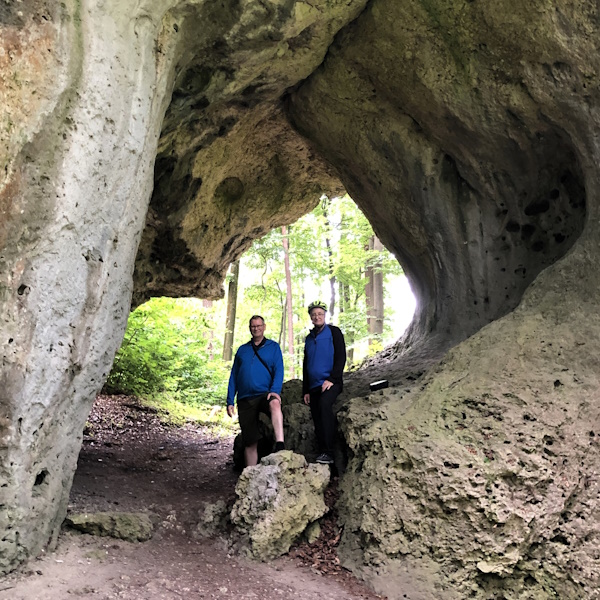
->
[230, 451, 330, 560]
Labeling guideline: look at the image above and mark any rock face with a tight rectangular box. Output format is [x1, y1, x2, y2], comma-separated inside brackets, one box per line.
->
[337, 268, 600, 599]
[1, 0, 600, 598]
[230, 451, 330, 560]
[287, 0, 589, 349]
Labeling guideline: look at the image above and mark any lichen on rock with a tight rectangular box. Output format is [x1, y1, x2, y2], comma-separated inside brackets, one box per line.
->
[64, 511, 155, 542]
[230, 450, 330, 560]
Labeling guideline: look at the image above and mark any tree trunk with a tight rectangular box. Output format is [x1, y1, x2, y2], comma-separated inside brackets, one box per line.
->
[203, 299, 214, 360]
[365, 235, 384, 345]
[339, 280, 354, 364]
[222, 260, 240, 361]
[282, 226, 295, 377]
[322, 199, 337, 317]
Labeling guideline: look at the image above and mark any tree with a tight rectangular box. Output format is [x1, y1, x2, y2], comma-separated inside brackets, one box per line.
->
[282, 226, 295, 377]
[222, 259, 240, 361]
[321, 198, 337, 317]
[365, 235, 384, 345]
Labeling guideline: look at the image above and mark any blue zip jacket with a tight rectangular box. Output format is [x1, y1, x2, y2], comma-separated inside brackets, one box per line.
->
[226, 338, 284, 406]
[303, 324, 346, 393]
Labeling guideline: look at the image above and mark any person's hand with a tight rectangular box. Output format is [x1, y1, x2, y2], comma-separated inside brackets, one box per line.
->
[321, 380, 333, 392]
[226, 404, 235, 418]
[267, 392, 281, 404]
[303, 393, 310, 405]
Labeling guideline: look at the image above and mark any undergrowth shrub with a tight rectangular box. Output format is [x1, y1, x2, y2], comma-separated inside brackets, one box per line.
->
[104, 297, 229, 406]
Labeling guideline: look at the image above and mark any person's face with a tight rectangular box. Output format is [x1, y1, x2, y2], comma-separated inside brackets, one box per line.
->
[249, 319, 265, 339]
[309, 309, 326, 328]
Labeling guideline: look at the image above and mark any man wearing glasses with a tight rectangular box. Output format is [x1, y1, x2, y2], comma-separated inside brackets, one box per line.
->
[303, 301, 346, 465]
[226, 315, 285, 467]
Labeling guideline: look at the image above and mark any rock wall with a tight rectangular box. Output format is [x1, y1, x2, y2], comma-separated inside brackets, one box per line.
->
[288, 0, 589, 349]
[131, 0, 366, 305]
[0, 0, 177, 571]
[0, 0, 365, 574]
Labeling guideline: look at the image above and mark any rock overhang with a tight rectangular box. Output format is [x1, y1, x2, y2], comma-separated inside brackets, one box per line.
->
[1, 1, 599, 597]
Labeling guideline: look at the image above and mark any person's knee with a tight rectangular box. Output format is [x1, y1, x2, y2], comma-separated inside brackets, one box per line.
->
[269, 398, 282, 414]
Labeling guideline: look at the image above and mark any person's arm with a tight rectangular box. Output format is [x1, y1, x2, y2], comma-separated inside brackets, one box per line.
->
[226, 351, 239, 407]
[270, 342, 284, 395]
[302, 338, 309, 396]
[329, 326, 346, 385]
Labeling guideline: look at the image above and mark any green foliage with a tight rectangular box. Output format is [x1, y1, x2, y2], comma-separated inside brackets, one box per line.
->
[104, 297, 229, 406]
[237, 194, 404, 367]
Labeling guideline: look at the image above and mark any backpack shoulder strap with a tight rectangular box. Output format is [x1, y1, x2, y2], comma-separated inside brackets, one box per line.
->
[252, 341, 274, 379]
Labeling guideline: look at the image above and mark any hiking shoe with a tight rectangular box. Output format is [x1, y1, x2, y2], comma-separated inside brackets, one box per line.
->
[274, 441, 285, 452]
[316, 453, 334, 465]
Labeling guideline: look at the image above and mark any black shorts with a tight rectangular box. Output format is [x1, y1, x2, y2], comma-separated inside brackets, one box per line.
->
[237, 394, 273, 447]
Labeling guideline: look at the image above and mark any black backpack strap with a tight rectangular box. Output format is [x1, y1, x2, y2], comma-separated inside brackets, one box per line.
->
[252, 342, 274, 380]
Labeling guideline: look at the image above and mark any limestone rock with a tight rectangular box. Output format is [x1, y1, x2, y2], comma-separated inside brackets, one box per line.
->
[230, 451, 329, 560]
[192, 500, 230, 539]
[304, 520, 321, 545]
[282, 403, 320, 461]
[64, 512, 154, 542]
[2, 0, 600, 597]
[337, 288, 600, 599]
[280, 379, 304, 407]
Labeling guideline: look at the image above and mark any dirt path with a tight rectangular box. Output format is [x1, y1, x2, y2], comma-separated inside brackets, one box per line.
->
[1, 396, 385, 600]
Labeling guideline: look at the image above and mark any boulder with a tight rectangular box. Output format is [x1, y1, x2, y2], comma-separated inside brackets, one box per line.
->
[64, 512, 154, 542]
[192, 500, 230, 539]
[230, 451, 330, 560]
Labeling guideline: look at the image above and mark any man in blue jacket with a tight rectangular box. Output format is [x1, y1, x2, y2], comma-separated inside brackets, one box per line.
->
[303, 301, 346, 465]
[226, 315, 285, 467]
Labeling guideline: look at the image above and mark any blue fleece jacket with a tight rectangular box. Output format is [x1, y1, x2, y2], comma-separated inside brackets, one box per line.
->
[226, 338, 284, 406]
[303, 324, 346, 393]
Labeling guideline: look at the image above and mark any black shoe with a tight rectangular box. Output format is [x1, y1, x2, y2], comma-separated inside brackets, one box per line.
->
[316, 453, 334, 465]
[274, 441, 285, 452]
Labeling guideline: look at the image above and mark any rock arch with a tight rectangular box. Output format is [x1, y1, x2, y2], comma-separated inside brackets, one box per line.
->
[1, 1, 599, 597]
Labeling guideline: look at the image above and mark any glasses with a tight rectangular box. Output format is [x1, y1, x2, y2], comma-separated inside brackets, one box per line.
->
[310, 312, 325, 318]
[250, 324, 265, 329]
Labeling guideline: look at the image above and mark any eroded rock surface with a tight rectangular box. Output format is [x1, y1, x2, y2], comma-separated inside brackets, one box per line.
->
[1, 0, 600, 598]
[338, 262, 600, 598]
[230, 451, 330, 560]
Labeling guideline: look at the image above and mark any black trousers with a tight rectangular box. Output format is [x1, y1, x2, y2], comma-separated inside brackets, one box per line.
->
[308, 383, 342, 455]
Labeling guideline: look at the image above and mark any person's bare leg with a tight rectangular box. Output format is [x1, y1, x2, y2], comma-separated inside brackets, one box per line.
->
[245, 443, 258, 466]
[269, 399, 284, 443]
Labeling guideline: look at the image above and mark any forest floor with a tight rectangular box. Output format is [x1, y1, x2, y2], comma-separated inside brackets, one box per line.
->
[0, 395, 386, 600]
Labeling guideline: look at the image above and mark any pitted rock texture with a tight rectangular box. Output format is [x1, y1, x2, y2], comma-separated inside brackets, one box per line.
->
[0, 0, 360, 575]
[288, 0, 589, 349]
[337, 253, 600, 599]
[230, 451, 330, 560]
[132, 0, 366, 305]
